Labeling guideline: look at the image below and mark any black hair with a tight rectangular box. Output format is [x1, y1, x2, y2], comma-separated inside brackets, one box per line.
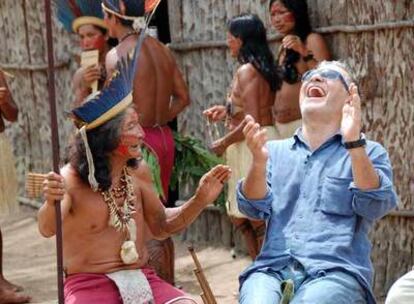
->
[269, 0, 312, 41]
[91, 24, 107, 36]
[269, 0, 313, 84]
[228, 14, 282, 92]
[103, 0, 145, 28]
[70, 110, 139, 191]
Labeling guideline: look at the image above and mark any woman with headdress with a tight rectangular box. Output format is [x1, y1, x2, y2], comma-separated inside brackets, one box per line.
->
[269, 0, 330, 138]
[0, 70, 31, 303]
[55, 0, 115, 106]
[203, 14, 282, 260]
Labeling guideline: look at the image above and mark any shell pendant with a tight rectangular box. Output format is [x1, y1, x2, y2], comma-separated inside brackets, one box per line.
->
[120, 240, 139, 264]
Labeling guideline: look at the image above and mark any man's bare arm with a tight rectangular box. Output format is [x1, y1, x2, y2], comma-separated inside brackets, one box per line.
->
[138, 162, 230, 239]
[38, 168, 73, 237]
[167, 61, 190, 121]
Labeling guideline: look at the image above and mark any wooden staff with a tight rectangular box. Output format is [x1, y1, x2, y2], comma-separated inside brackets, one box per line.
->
[188, 246, 217, 304]
[44, 0, 64, 303]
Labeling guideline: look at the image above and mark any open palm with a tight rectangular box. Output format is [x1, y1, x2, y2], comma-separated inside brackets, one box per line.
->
[195, 165, 231, 206]
[341, 83, 361, 142]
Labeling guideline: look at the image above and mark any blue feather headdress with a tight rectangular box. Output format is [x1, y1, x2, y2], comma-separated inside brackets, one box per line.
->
[54, 0, 107, 33]
[71, 29, 143, 191]
[70, 0, 162, 191]
[102, 0, 161, 29]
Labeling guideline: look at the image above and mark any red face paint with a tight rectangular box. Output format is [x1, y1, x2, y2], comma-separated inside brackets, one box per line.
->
[116, 144, 130, 156]
[270, 3, 295, 23]
[282, 12, 295, 23]
[80, 35, 106, 51]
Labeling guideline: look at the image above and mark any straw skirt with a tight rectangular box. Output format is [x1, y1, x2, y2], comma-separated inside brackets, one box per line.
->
[226, 126, 278, 218]
[0, 133, 18, 215]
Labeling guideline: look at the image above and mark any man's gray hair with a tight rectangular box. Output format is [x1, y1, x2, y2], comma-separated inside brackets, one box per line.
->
[316, 60, 357, 84]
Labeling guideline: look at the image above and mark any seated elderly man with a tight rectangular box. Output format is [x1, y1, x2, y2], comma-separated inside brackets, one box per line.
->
[38, 31, 230, 304]
[237, 61, 397, 304]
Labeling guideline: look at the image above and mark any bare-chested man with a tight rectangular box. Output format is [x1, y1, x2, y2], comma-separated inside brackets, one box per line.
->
[55, 0, 114, 106]
[203, 14, 282, 259]
[38, 55, 231, 303]
[269, 0, 330, 138]
[0, 70, 30, 303]
[102, 0, 190, 203]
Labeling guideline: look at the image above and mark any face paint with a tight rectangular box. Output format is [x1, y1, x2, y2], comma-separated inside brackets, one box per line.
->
[116, 144, 130, 156]
[80, 35, 106, 51]
[282, 12, 295, 23]
[271, 3, 295, 23]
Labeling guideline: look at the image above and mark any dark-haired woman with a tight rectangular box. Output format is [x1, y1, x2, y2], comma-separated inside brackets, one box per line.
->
[204, 14, 282, 260]
[270, 0, 330, 137]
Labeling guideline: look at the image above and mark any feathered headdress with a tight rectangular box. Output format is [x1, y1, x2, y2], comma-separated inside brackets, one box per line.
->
[70, 0, 162, 191]
[54, 0, 107, 33]
[102, 0, 161, 30]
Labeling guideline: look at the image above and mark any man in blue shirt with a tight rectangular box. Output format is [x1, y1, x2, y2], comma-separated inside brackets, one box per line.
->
[237, 60, 397, 304]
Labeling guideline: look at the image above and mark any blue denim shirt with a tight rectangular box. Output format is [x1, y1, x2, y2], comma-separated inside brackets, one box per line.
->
[237, 131, 398, 303]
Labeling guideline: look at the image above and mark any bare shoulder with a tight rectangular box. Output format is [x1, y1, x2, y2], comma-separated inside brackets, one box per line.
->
[306, 33, 330, 59]
[236, 63, 260, 84]
[128, 160, 153, 185]
[306, 33, 326, 46]
[145, 36, 176, 63]
[60, 164, 83, 193]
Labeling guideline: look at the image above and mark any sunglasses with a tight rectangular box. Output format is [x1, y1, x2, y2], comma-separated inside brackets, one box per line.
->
[302, 68, 350, 92]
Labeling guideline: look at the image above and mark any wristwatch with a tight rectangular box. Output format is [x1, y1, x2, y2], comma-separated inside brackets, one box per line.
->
[344, 138, 366, 149]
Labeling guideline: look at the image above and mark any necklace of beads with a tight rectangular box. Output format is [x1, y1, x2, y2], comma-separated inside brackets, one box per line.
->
[101, 167, 136, 234]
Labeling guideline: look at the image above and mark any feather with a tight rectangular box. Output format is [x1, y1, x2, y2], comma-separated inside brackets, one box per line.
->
[54, 0, 105, 32]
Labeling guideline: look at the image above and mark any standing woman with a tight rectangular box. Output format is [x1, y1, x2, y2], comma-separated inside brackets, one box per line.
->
[204, 14, 282, 259]
[270, 0, 330, 138]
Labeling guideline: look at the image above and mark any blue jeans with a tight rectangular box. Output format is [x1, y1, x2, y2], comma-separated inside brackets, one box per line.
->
[239, 261, 367, 304]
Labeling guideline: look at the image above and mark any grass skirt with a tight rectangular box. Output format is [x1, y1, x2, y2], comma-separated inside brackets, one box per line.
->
[226, 126, 278, 218]
[0, 133, 18, 215]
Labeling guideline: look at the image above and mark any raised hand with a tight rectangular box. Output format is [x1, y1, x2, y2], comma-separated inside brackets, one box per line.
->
[282, 35, 307, 56]
[341, 83, 361, 142]
[243, 115, 268, 164]
[81, 64, 102, 89]
[43, 171, 66, 205]
[194, 164, 231, 206]
[203, 105, 227, 122]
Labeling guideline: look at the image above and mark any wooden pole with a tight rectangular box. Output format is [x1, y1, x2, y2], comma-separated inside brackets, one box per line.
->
[44, 0, 64, 303]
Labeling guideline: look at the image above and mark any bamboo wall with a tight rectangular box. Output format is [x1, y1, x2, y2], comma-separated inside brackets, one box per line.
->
[0, 0, 77, 194]
[168, 0, 414, 300]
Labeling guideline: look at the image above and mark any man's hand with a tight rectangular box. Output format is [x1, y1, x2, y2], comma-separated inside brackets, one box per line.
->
[194, 164, 231, 206]
[282, 35, 307, 56]
[203, 105, 226, 122]
[43, 172, 66, 206]
[81, 65, 102, 89]
[0, 87, 8, 105]
[341, 83, 361, 142]
[243, 115, 268, 164]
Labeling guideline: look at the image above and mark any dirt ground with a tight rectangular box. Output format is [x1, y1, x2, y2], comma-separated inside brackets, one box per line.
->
[1, 206, 250, 304]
